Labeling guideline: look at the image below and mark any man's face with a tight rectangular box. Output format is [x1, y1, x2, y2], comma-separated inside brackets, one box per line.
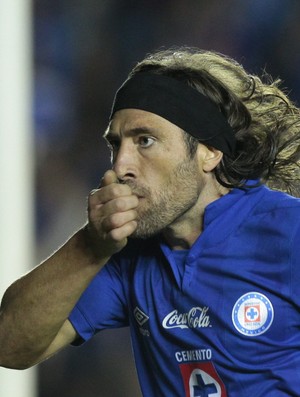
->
[104, 109, 205, 238]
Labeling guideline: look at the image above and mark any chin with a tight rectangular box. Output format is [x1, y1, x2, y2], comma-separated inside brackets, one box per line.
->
[130, 226, 160, 240]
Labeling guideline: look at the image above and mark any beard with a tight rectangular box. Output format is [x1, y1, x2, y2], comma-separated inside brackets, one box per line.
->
[125, 157, 202, 239]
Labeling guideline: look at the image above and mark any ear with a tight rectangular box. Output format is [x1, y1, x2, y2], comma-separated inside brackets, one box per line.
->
[197, 144, 223, 172]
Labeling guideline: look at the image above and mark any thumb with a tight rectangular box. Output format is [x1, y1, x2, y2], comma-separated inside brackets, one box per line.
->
[100, 170, 119, 187]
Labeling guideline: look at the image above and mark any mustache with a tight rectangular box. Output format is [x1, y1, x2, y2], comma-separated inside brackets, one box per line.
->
[119, 179, 150, 197]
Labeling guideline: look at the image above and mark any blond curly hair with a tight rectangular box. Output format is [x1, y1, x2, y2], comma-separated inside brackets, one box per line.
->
[129, 48, 300, 196]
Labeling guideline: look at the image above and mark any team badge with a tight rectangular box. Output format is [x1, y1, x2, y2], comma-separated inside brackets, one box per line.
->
[180, 362, 227, 396]
[232, 292, 274, 336]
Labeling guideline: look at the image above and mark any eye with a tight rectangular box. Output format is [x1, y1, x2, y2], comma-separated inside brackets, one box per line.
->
[107, 139, 120, 153]
[139, 136, 155, 148]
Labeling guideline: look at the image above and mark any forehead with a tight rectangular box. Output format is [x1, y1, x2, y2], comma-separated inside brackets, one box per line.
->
[105, 108, 184, 138]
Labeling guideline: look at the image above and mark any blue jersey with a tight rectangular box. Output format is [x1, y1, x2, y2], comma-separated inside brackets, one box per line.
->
[69, 184, 300, 396]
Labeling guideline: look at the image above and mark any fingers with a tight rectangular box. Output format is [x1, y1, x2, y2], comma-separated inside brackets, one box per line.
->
[88, 195, 139, 237]
[107, 220, 138, 242]
[89, 183, 133, 207]
[90, 170, 132, 207]
[102, 208, 138, 231]
[86, 170, 139, 256]
[101, 170, 119, 187]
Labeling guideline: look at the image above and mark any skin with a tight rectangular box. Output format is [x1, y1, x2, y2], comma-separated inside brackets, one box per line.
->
[0, 108, 227, 369]
[105, 109, 226, 248]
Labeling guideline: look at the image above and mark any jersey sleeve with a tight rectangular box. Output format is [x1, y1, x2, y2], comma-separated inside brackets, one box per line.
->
[291, 218, 300, 307]
[68, 257, 129, 344]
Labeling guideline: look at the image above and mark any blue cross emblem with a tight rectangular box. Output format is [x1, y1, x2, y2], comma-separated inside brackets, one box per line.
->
[193, 373, 218, 397]
[246, 307, 258, 320]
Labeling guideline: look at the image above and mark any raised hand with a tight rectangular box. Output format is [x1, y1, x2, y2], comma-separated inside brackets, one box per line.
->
[85, 170, 139, 258]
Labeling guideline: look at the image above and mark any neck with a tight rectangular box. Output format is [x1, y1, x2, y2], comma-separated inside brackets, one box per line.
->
[162, 179, 229, 250]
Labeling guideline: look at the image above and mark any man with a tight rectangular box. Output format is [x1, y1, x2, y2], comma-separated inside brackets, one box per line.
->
[1, 48, 300, 396]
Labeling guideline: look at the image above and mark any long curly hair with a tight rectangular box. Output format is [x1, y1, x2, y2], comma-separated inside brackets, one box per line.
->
[129, 48, 300, 196]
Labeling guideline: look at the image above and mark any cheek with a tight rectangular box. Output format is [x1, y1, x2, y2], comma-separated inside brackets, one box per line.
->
[142, 163, 169, 187]
[141, 153, 197, 195]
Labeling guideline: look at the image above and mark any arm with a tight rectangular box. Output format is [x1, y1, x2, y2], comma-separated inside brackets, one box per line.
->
[0, 171, 138, 369]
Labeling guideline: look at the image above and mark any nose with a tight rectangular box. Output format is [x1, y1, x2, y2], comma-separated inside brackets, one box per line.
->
[112, 140, 137, 181]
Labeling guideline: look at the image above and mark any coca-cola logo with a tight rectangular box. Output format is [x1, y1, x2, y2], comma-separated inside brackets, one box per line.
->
[162, 307, 211, 330]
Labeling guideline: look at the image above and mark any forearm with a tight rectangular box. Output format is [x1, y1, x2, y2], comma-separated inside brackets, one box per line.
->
[0, 170, 138, 370]
[0, 228, 109, 369]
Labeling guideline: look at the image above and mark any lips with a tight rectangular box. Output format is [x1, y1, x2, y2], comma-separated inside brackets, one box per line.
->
[124, 181, 149, 199]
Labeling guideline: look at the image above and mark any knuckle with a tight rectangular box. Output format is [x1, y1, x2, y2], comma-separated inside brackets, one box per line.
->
[110, 184, 123, 197]
[114, 198, 127, 212]
[111, 183, 131, 197]
[108, 213, 120, 229]
[108, 228, 121, 242]
[102, 214, 114, 231]
[88, 190, 101, 207]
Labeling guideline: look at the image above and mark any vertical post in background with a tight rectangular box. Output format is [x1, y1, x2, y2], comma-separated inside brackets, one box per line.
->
[0, 1, 36, 397]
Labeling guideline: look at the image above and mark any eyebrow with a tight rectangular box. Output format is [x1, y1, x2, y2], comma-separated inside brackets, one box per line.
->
[103, 126, 158, 141]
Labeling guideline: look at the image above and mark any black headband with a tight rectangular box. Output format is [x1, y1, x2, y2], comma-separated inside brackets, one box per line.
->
[110, 72, 236, 156]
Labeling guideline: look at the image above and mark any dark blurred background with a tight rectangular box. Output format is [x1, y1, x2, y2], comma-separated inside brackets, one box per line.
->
[34, 1, 300, 396]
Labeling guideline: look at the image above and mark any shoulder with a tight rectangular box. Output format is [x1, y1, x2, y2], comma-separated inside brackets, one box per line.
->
[248, 186, 300, 237]
[253, 185, 300, 213]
